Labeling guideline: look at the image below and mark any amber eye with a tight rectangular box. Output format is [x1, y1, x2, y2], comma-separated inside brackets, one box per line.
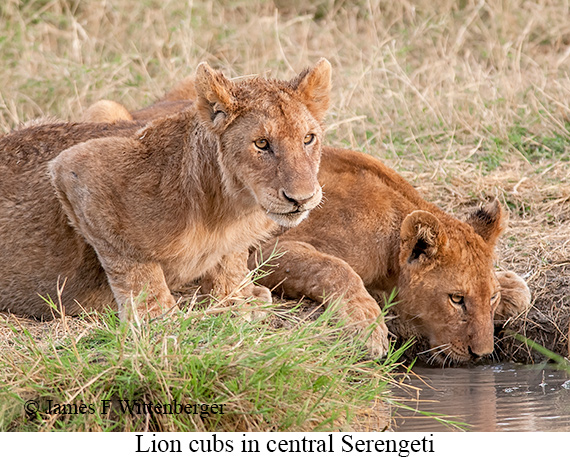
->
[254, 138, 270, 150]
[304, 133, 315, 145]
[449, 294, 465, 308]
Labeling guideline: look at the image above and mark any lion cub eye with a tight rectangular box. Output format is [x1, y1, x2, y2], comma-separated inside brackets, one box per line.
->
[490, 292, 500, 305]
[449, 294, 465, 309]
[303, 133, 315, 145]
[254, 138, 270, 151]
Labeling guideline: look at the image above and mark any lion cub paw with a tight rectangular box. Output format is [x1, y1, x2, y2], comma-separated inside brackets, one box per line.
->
[251, 284, 273, 304]
[364, 320, 390, 359]
[495, 270, 532, 322]
[120, 297, 180, 322]
[239, 285, 273, 321]
[222, 284, 272, 322]
[340, 295, 390, 359]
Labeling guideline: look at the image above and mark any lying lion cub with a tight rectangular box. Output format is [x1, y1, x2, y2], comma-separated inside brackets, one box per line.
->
[82, 78, 531, 364]
[0, 59, 332, 321]
[255, 151, 532, 364]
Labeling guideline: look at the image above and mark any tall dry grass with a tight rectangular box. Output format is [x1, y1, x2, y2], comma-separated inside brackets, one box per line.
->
[2, 1, 570, 140]
[0, 0, 568, 355]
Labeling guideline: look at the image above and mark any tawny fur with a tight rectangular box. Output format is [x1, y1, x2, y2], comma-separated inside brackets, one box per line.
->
[0, 59, 332, 321]
[80, 76, 532, 363]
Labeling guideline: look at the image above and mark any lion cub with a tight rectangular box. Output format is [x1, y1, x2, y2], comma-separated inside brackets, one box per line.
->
[0, 59, 331, 320]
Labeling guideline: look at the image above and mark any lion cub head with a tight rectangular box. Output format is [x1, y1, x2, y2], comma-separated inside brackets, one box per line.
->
[193, 60, 331, 227]
[396, 200, 507, 365]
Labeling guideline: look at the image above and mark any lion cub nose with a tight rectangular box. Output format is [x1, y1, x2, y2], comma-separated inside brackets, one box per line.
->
[468, 344, 492, 359]
[281, 189, 316, 207]
[468, 346, 481, 359]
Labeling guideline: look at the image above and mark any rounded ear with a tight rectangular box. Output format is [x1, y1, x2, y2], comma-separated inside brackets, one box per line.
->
[400, 210, 448, 265]
[289, 58, 332, 122]
[465, 199, 506, 246]
[194, 62, 236, 129]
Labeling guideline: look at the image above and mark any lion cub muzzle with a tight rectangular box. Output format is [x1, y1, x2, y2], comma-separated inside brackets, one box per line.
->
[266, 185, 323, 227]
[281, 188, 318, 207]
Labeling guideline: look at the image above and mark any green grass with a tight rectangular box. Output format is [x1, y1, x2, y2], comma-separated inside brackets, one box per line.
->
[506, 125, 570, 162]
[0, 299, 407, 432]
[509, 332, 570, 375]
[463, 124, 570, 174]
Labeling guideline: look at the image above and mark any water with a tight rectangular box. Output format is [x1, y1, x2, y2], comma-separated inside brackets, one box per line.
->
[393, 363, 570, 431]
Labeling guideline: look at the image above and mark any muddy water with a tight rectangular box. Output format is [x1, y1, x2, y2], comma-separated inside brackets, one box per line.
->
[393, 363, 570, 431]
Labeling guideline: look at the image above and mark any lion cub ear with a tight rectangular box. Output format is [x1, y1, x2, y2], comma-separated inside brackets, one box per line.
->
[465, 199, 506, 246]
[290, 58, 332, 122]
[194, 62, 236, 130]
[400, 211, 448, 265]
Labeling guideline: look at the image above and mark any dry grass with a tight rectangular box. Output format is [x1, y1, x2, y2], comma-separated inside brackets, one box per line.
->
[0, 0, 569, 361]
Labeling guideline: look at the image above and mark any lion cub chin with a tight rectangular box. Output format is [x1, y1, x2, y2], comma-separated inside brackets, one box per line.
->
[0, 59, 332, 321]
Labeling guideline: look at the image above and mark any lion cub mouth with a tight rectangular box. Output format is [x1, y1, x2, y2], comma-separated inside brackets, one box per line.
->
[263, 188, 322, 228]
[266, 208, 310, 228]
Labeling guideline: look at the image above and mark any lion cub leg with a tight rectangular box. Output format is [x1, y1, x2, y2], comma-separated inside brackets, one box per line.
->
[494, 270, 532, 322]
[199, 250, 272, 319]
[50, 144, 178, 322]
[102, 258, 179, 321]
[250, 240, 390, 358]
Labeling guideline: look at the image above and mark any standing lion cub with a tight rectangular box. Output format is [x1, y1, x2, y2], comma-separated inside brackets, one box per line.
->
[0, 59, 331, 321]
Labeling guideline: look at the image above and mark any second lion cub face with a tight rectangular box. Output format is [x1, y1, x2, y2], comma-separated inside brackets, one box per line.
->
[193, 60, 331, 227]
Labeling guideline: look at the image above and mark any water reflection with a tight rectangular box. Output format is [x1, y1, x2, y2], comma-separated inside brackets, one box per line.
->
[393, 363, 570, 432]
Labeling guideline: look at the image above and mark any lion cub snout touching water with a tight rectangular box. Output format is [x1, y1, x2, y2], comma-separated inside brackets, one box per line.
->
[0, 59, 331, 322]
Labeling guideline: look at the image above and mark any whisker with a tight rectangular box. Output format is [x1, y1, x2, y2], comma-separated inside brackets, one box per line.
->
[417, 343, 450, 355]
[424, 343, 452, 365]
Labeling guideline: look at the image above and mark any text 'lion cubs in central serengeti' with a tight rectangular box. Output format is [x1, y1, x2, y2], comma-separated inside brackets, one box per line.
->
[0, 59, 331, 323]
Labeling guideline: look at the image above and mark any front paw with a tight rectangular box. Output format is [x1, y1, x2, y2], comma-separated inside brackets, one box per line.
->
[339, 295, 390, 359]
[120, 293, 179, 321]
[233, 284, 272, 321]
[251, 285, 272, 304]
[495, 270, 532, 322]
[364, 320, 390, 359]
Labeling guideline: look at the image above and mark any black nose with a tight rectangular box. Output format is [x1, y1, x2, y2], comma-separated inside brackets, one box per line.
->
[282, 190, 315, 207]
[468, 346, 482, 359]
